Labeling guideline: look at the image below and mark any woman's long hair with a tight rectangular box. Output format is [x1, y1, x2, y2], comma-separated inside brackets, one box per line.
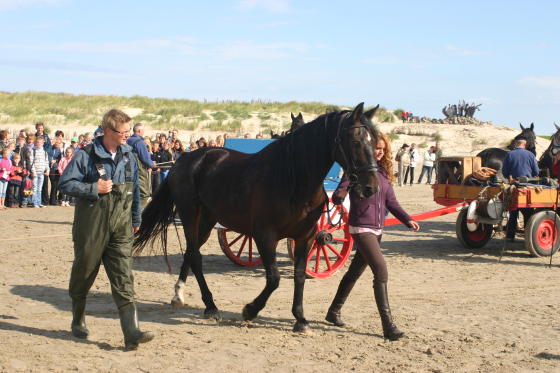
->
[377, 131, 395, 184]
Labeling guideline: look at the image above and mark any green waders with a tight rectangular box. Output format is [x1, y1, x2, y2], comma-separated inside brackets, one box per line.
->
[69, 181, 136, 308]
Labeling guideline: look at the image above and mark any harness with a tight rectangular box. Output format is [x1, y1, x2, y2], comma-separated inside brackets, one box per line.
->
[330, 112, 379, 188]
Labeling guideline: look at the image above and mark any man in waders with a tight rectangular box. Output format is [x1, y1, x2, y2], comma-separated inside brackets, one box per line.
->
[59, 109, 154, 350]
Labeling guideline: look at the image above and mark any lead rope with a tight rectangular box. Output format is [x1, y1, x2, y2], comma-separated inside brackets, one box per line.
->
[323, 189, 345, 228]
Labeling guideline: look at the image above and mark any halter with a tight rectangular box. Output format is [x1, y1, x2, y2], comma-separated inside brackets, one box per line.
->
[331, 113, 379, 188]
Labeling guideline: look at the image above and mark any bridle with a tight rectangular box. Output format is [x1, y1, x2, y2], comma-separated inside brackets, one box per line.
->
[331, 113, 379, 189]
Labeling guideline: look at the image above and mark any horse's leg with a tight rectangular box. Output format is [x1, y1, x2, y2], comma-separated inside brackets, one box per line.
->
[171, 206, 198, 307]
[242, 236, 279, 321]
[292, 233, 315, 333]
[188, 214, 220, 319]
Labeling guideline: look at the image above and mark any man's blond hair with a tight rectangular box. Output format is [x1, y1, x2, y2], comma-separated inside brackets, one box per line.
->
[101, 109, 131, 131]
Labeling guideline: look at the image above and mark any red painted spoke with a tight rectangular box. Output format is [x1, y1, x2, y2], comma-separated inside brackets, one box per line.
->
[237, 236, 248, 258]
[314, 244, 322, 273]
[322, 246, 332, 270]
[306, 243, 317, 264]
[326, 244, 342, 259]
[249, 238, 253, 262]
[332, 237, 349, 243]
[229, 233, 244, 246]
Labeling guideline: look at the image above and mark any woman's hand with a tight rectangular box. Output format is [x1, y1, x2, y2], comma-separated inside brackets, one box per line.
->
[409, 220, 420, 232]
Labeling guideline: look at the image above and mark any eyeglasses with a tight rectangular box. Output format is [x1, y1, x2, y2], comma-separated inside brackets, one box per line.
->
[111, 128, 131, 137]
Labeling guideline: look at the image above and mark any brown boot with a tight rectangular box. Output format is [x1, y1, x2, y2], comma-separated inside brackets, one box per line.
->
[374, 281, 405, 341]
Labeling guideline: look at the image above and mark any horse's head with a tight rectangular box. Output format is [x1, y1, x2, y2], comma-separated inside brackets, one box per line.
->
[334, 103, 380, 198]
[510, 122, 537, 155]
[290, 112, 305, 132]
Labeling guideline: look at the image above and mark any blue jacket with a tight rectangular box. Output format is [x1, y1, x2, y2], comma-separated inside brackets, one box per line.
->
[59, 136, 141, 227]
[127, 134, 153, 168]
[502, 147, 539, 178]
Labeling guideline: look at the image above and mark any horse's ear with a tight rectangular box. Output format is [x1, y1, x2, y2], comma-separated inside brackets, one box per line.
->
[530, 122, 534, 130]
[352, 102, 365, 122]
[555, 123, 560, 131]
[297, 112, 303, 120]
[291, 112, 295, 121]
[519, 123, 525, 130]
[363, 105, 380, 121]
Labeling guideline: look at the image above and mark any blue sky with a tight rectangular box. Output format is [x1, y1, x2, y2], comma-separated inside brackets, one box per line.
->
[1, 0, 559, 134]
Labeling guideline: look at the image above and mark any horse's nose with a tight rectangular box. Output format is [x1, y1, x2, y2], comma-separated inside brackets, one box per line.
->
[364, 186, 376, 197]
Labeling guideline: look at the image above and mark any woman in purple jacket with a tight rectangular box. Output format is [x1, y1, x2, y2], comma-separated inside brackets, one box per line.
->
[326, 131, 420, 341]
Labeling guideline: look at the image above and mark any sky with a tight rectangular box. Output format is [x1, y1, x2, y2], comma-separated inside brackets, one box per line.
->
[0, 0, 559, 134]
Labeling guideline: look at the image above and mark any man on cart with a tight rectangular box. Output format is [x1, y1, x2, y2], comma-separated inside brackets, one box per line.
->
[502, 138, 540, 241]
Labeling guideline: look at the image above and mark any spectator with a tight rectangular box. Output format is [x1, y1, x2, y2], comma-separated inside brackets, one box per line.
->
[0, 130, 8, 152]
[57, 147, 74, 206]
[394, 144, 410, 187]
[70, 137, 80, 151]
[0, 148, 12, 208]
[417, 146, 436, 184]
[403, 143, 418, 186]
[154, 141, 173, 183]
[208, 139, 217, 147]
[188, 142, 198, 152]
[127, 123, 154, 208]
[48, 140, 63, 205]
[216, 135, 224, 147]
[30, 136, 50, 208]
[19, 134, 35, 207]
[172, 140, 184, 161]
[7, 153, 25, 208]
[35, 122, 52, 151]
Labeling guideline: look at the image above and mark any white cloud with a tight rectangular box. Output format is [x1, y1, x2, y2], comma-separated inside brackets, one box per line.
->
[517, 76, 560, 90]
[0, 0, 65, 10]
[237, 0, 291, 12]
[444, 45, 485, 56]
[215, 41, 307, 60]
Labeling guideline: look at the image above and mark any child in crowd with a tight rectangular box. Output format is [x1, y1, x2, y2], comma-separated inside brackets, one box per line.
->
[57, 147, 74, 206]
[30, 136, 49, 208]
[0, 149, 13, 209]
[7, 153, 25, 207]
[49, 140, 63, 205]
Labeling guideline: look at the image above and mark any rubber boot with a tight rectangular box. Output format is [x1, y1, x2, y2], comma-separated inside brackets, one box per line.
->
[373, 281, 405, 341]
[118, 303, 154, 350]
[71, 298, 89, 339]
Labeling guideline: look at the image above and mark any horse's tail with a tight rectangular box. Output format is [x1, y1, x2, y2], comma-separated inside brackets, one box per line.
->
[133, 177, 175, 265]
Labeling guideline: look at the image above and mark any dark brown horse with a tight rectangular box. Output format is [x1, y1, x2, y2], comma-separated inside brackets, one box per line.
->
[477, 123, 537, 172]
[538, 123, 560, 177]
[134, 103, 380, 332]
[270, 112, 305, 138]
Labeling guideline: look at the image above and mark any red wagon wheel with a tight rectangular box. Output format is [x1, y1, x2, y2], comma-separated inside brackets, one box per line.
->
[455, 208, 493, 249]
[217, 229, 262, 266]
[287, 199, 353, 278]
[524, 210, 560, 257]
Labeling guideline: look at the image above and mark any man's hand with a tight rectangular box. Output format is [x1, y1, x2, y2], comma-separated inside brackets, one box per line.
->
[98, 179, 113, 194]
[133, 226, 140, 233]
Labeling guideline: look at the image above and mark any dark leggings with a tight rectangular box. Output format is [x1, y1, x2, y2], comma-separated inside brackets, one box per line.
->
[348, 233, 388, 282]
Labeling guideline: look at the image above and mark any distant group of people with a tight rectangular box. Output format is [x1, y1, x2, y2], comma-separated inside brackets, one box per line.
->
[0, 123, 236, 210]
[394, 142, 442, 186]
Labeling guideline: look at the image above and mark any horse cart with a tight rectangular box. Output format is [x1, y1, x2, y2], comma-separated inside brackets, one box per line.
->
[433, 156, 560, 257]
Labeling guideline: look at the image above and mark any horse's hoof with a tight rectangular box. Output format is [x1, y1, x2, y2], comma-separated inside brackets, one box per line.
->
[170, 299, 184, 308]
[204, 308, 221, 321]
[242, 304, 257, 321]
[293, 321, 311, 333]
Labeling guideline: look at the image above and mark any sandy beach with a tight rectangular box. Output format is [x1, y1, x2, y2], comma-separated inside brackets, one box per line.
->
[0, 184, 559, 373]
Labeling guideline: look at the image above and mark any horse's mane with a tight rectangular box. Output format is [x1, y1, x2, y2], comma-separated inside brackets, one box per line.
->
[258, 111, 347, 205]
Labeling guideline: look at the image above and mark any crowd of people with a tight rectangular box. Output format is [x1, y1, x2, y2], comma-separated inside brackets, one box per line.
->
[0, 123, 230, 209]
[394, 142, 442, 186]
